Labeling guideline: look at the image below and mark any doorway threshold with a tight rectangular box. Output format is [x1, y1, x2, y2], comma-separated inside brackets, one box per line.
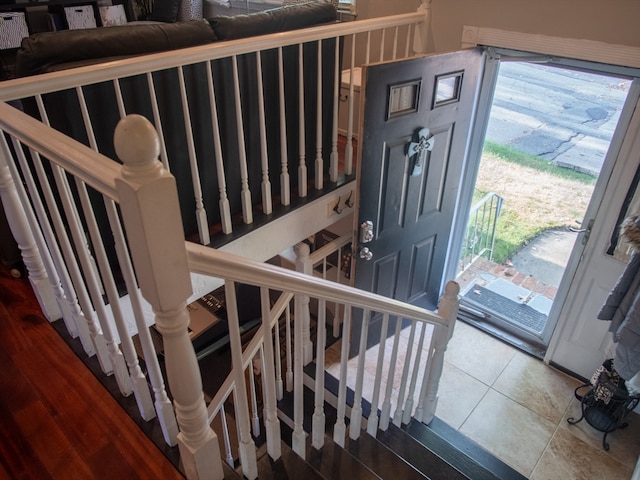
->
[457, 309, 546, 360]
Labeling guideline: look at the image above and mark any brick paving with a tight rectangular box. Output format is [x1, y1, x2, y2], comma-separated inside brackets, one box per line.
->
[457, 257, 558, 301]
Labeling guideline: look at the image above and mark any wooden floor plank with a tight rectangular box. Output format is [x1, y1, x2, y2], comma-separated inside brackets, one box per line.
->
[0, 267, 184, 479]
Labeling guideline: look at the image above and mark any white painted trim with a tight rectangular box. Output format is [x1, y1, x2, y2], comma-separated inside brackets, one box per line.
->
[220, 182, 355, 263]
[461, 26, 640, 69]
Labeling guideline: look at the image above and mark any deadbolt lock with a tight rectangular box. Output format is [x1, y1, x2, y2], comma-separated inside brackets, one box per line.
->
[360, 220, 374, 243]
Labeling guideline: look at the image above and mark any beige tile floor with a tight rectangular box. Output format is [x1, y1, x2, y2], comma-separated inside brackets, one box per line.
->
[326, 320, 640, 479]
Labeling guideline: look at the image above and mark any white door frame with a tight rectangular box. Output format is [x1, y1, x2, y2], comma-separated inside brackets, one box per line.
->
[454, 27, 640, 356]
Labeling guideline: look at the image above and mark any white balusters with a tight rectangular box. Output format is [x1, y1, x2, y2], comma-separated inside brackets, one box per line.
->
[0, 135, 60, 321]
[366, 312, 389, 437]
[146, 72, 170, 170]
[330, 37, 340, 183]
[73, 178, 134, 396]
[255, 52, 273, 215]
[274, 311, 284, 401]
[22, 132, 112, 373]
[294, 242, 313, 365]
[260, 287, 282, 460]
[333, 304, 351, 447]
[220, 404, 235, 467]
[292, 288, 306, 458]
[297, 44, 307, 197]
[223, 280, 257, 479]
[405, 24, 413, 58]
[393, 319, 416, 426]
[315, 40, 323, 191]
[379, 316, 402, 431]
[232, 55, 253, 225]
[349, 308, 370, 440]
[205, 61, 233, 234]
[392, 26, 399, 60]
[114, 115, 223, 480]
[178, 66, 210, 245]
[379, 28, 386, 62]
[312, 296, 327, 450]
[285, 304, 293, 392]
[344, 37, 356, 176]
[277, 47, 291, 207]
[402, 321, 427, 424]
[249, 353, 261, 437]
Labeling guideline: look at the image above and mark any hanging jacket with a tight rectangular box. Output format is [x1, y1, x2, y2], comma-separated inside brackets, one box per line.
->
[597, 215, 640, 380]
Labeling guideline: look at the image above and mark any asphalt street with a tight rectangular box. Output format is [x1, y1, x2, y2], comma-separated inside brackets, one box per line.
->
[485, 62, 631, 176]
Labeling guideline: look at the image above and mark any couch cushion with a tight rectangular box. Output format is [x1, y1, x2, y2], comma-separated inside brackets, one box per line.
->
[15, 19, 217, 77]
[148, 0, 182, 23]
[207, 1, 336, 40]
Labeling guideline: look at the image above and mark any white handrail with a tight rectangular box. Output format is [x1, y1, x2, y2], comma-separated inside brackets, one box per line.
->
[186, 241, 448, 327]
[0, 12, 425, 102]
[0, 102, 120, 198]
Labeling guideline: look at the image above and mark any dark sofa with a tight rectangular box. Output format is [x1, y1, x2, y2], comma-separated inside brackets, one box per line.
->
[14, 2, 340, 251]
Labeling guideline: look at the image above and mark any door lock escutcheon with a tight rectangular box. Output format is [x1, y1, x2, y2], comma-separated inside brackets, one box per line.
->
[360, 220, 374, 243]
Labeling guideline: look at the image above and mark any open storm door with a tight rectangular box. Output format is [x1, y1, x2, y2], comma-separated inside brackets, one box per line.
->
[351, 48, 484, 351]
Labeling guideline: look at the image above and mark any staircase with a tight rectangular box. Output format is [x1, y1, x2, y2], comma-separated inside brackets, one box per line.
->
[218, 374, 526, 480]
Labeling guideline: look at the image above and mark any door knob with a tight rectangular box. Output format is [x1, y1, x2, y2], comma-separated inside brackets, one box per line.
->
[359, 247, 373, 261]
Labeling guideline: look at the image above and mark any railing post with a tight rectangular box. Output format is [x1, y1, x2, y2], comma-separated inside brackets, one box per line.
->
[0, 136, 60, 320]
[114, 114, 223, 480]
[413, 0, 432, 54]
[420, 280, 459, 425]
[294, 242, 314, 365]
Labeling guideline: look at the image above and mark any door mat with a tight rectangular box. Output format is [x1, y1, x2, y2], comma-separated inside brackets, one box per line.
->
[463, 283, 547, 334]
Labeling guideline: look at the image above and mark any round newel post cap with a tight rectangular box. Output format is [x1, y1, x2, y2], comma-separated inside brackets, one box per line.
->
[114, 114, 162, 177]
[444, 280, 460, 298]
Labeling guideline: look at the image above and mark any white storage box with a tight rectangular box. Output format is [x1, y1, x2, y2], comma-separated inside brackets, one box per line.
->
[0, 12, 29, 50]
[338, 67, 362, 139]
[64, 5, 97, 30]
[99, 5, 127, 27]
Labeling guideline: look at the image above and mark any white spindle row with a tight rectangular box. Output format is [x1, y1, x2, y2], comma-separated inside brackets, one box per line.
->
[1, 13, 427, 251]
[0, 8, 437, 479]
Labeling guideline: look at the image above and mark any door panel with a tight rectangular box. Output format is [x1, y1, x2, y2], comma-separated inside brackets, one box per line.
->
[352, 49, 484, 352]
[547, 80, 640, 378]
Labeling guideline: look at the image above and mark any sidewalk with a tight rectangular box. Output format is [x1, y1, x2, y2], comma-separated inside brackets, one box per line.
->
[456, 229, 577, 334]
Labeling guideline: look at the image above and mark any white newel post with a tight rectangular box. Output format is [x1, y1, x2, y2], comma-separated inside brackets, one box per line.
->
[413, 0, 432, 54]
[0, 137, 60, 320]
[113, 115, 223, 480]
[420, 280, 459, 425]
[294, 242, 314, 365]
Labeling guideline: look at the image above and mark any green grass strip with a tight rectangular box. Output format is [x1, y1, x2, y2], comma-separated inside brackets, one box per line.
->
[483, 141, 597, 185]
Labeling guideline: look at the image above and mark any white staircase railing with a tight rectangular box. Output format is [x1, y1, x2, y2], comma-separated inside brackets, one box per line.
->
[1, 101, 458, 479]
[0, 9, 430, 248]
[0, 6, 454, 480]
[187, 239, 459, 470]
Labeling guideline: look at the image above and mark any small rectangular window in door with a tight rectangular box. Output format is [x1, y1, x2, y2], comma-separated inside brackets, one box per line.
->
[387, 80, 421, 119]
[434, 71, 463, 108]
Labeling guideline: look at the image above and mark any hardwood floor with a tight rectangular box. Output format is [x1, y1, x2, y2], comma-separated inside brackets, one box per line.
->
[0, 266, 184, 479]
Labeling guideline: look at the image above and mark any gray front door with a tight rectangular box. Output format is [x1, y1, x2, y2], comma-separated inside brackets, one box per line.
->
[352, 49, 484, 350]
